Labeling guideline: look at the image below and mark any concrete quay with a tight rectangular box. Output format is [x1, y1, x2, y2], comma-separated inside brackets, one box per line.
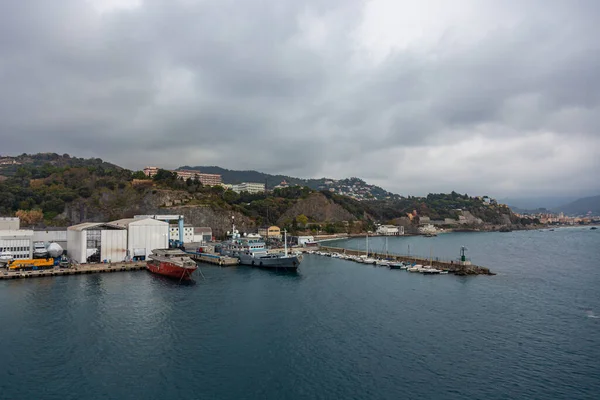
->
[318, 246, 495, 275]
[186, 252, 239, 266]
[0, 262, 147, 280]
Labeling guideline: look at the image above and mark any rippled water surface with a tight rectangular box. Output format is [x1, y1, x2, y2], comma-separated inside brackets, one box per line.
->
[1, 227, 599, 399]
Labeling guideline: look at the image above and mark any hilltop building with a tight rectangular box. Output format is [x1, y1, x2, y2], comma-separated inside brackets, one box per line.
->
[143, 166, 222, 186]
[231, 182, 265, 194]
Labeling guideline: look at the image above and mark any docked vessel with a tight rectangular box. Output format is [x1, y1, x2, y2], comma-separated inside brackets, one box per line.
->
[219, 220, 300, 271]
[0, 251, 14, 266]
[147, 249, 198, 280]
[33, 242, 49, 258]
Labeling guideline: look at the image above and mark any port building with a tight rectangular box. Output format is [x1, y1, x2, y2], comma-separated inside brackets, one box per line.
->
[376, 225, 404, 236]
[258, 226, 282, 240]
[193, 227, 213, 243]
[32, 229, 68, 249]
[67, 223, 127, 264]
[0, 229, 34, 259]
[111, 218, 169, 260]
[169, 225, 195, 243]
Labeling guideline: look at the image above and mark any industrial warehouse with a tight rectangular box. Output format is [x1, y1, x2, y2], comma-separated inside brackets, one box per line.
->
[0, 215, 214, 272]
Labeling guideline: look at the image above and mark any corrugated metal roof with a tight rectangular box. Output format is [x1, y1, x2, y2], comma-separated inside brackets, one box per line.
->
[111, 218, 168, 227]
[194, 227, 212, 234]
[111, 218, 136, 226]
[68, 222, 126, 231]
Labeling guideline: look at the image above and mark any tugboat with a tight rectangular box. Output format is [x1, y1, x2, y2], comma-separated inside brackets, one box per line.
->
[147, 249, 198, 281]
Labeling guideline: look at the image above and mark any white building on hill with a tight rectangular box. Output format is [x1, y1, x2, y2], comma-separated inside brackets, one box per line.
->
[231, 182, 265, 194]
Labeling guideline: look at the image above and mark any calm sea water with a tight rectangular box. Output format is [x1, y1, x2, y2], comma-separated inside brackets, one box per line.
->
[1, 227, 599, 400]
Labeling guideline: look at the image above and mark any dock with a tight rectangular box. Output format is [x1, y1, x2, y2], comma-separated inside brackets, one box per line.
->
[186, 252, 239, 266]
[317, 246, 494, 275]
[1, 262, 147, 280]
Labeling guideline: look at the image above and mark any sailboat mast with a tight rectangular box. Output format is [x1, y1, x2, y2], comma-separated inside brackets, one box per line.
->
[366, 233, 369, 257]
[284, 230, 288, 257]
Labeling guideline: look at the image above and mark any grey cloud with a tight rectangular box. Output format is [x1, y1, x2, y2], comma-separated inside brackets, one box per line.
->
[0, 0, 599, 197]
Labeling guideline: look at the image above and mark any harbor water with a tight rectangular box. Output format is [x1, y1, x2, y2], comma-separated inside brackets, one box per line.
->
[1, 227, 599, 399]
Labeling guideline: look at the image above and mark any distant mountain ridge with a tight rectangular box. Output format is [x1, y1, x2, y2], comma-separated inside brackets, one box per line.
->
[554, 195, 600, 216]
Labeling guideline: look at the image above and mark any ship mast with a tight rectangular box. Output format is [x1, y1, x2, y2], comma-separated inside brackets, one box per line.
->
[284, 229, 288, 257]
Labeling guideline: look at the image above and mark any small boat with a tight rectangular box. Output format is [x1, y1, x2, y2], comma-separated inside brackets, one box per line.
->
[0, 251, 14, 265]
[439, 270, 449, 274]
[147, 249, 198, 281]
[388, 262, 404, 269]
[591, 227, 598, 230]
[421, 266, 441, 274]
[33, 242, 48, 258]
[360, 256, 377, 265]
[408, 264, 422, 272]
[376, 260, 390, 267]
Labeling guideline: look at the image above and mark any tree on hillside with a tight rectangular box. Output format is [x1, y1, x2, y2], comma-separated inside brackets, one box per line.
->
[153, 169, 177, 181]
[131, 171, 148, 180]
[296, 214, 308, 226]
[15, 209, 44, 226]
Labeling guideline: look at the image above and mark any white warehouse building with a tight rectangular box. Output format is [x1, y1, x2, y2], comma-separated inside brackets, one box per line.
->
[111, 218, 169, 260]
[67, 222, 127, 264]
[0, 229, 34, 260]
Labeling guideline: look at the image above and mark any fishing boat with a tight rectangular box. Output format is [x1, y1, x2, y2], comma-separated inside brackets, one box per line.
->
[147, 249, 198, 281]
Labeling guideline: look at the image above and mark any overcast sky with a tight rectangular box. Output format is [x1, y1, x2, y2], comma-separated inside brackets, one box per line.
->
[1, 0, 599, 197]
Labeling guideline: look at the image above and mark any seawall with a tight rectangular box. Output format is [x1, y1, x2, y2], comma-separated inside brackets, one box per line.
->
[318, 246, 494, 275]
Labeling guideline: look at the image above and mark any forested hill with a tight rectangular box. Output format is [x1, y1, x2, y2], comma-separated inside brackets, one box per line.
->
[0, 153, 121, 177]
[0, 153, 524, 230]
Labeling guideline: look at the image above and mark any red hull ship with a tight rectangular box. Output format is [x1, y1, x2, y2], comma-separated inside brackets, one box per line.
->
[147, 249, 198, 281]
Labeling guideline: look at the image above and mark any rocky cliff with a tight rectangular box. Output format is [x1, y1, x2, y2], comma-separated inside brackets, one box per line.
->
[61, 188, 252, 236]
[277, 193, 357, 225]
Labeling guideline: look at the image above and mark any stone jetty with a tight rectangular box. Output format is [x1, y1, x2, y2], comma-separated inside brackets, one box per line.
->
[318, 246, 495, 275]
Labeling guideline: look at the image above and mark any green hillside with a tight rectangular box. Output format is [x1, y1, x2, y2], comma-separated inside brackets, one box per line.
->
[0, 153, 526, 231]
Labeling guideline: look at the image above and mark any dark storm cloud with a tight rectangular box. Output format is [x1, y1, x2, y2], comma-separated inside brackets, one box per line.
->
[0, 0, 599, 197]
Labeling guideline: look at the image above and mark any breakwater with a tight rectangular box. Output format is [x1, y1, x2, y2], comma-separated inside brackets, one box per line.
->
[318, 245, 494, 275]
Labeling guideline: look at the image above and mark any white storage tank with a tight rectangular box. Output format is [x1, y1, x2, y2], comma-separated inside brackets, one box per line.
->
[67, 222, 127, 264]
[111, 218, 169, 260]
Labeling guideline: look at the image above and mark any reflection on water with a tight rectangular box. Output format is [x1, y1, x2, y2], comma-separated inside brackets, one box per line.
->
[0, 228, 599, 400]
